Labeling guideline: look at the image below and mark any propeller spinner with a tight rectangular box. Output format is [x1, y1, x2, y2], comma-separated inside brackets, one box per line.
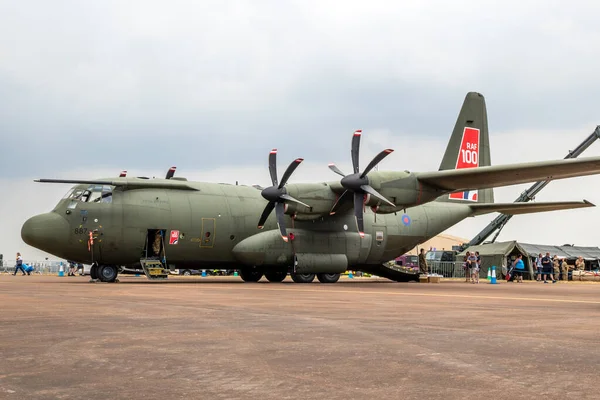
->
[258, 149, 309, 242]
[328, 130, 395, 237]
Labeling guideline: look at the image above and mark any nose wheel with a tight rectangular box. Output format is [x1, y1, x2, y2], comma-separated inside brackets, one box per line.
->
[90, 264, 119, 283]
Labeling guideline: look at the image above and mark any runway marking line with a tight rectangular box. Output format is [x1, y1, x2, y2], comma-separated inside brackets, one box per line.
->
[159, 284, 600, 305]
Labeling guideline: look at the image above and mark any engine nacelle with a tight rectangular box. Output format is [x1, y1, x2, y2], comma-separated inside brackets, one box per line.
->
[283, 183, 338, 218]
[367, 172, 443, 211]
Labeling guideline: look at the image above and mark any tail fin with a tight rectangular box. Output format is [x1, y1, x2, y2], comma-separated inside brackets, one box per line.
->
[437, 92, 494, 204]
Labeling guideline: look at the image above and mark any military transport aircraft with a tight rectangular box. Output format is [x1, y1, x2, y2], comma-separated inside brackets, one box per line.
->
[21, 92, 600, 284]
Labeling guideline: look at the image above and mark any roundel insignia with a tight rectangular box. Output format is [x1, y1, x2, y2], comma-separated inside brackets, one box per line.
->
[401, 214, 411, 226]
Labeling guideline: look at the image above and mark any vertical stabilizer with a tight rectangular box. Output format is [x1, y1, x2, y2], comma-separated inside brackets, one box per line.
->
[438, 92, 494, 204]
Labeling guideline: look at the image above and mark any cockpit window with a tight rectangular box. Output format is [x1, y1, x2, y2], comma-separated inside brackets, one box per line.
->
[62, 189, 74, 199]
[67, 185, 113, 203]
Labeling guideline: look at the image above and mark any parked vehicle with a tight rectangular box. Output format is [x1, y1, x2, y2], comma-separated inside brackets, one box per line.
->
[394, 254, 419, 270]
[425, 250, 457, 262]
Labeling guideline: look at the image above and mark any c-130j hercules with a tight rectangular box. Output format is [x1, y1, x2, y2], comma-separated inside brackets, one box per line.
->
[21, 92, 600, 283]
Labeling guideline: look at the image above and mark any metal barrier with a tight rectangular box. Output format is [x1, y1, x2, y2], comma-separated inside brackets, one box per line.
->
[427, 261, 470, 278]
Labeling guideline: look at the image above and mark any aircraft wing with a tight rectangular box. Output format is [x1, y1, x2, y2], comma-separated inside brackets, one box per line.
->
[469, 200, 594, 216]
[416, 156, 600, 191]
[35, 178, 199, 191]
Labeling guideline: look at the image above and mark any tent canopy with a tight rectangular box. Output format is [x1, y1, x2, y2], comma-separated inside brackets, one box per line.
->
[459, 241, 532, 275]
[519, 243, 600, 261]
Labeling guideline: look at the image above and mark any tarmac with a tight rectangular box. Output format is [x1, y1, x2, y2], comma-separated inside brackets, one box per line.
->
[1, 275, 599, 400]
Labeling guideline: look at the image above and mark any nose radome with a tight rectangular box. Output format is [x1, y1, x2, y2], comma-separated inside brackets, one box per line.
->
[21, 213, 69, 251]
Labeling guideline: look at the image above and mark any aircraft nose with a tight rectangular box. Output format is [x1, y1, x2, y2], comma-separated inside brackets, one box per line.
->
[21, 213, 69, 251]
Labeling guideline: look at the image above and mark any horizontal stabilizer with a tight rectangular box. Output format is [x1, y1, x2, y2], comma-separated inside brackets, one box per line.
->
[418, 156, 600, 192]
[469, 200, 594, 216]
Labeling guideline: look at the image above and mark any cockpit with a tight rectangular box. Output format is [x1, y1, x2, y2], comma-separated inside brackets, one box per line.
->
[63, 185, 114, 205]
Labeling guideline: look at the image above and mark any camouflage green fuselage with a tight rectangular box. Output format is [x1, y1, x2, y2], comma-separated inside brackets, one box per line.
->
[40, 179, 472, 271]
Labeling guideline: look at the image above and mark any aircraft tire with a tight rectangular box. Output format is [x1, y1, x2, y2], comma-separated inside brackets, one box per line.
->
[264, 270, 287, 282]
[316, 273, 340, 283]
[97, 265, 119, 283]
[90, 264, 99, 280]
[290, 273, 315, 283]
[239, 267, 263, 282]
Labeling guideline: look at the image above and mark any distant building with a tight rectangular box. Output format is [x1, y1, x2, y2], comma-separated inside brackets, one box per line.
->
[406, 233, 468, 255]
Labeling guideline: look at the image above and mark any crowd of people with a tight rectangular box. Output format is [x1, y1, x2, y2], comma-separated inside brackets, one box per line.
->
[533, 252, 586, 282]
[418, 248, 590, 284]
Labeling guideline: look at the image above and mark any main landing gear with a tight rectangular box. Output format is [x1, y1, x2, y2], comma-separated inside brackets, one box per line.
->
[239, 267, 341, 284]
[290, 273, 315, 283]
[316, 273, 341, 283]
[239, 266, 263, 282]
[90, 264, 119, 283]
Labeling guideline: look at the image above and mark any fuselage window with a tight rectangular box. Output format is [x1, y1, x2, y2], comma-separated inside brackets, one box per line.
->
[87, 185, 113, 203]
[62, 189, 74, 199]
[68, 189, 84, 200]
[88, 191, 103, 203]
[81, 190, 91, 203]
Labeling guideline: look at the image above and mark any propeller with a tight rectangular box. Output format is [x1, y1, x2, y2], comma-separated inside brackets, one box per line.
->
[119, 171, 127, 177]
[328, 130, 395, 237]
[258, 149, 309, 242]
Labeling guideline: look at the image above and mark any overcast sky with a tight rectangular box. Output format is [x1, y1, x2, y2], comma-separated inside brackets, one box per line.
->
[2, 1, 600, 263]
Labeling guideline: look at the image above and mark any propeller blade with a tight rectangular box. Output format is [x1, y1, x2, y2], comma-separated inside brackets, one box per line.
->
[360, 185, 395, 207]
[280, 193, 310, 209]
[165, 166, 177, 179]
[278, 158, 303, 189]
[268, 149, 278, 187]
[353, 191, 365, 238]
[328, 163, 346, 177]
[351, 130, 361, 174]
[119, 170, 127, 177]
[361, 149, 394, 178]
[275, 202, 288, 242]
[257, 202, 275, 229]
[330, 190, 349, 215]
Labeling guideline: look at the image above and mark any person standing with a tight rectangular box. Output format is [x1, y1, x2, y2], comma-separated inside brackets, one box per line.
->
[553, 256, 561, 282]
[476, 251, 482, 278]
[512, 254, 525, 283]
[575, 256, 585, 281]
[535, 253, 543, 281]
[418, 248, 428, 276]
[469, 252, 480, 283]
[463, 252, 471, 282]
[561, 258, 569, 281]
[13, 252, 26, 276]
[541, 252, 555, 283]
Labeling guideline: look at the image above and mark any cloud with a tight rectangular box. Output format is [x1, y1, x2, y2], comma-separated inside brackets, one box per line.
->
[1, 1, 600, 262]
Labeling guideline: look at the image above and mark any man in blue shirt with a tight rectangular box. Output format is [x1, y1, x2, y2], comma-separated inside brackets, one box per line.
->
[540, 252, 556, 283]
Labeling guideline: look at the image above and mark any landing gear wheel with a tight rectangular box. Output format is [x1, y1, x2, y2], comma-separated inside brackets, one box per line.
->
[90, 264, 99, 280]
[97, 265, 119, 283]
[291, 273, 315, 283]
[240, 267, 263, 282]
[265, 270, 287, 282]
[317, 273, 340, 283]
